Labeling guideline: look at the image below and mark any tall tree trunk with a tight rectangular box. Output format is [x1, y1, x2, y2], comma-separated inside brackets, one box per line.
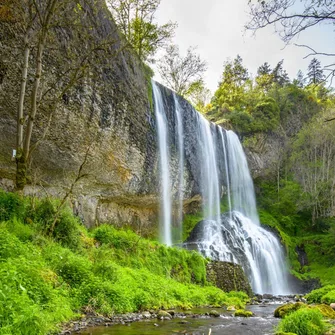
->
[16, 0, 58, 191]
[15, 30, 31, 191]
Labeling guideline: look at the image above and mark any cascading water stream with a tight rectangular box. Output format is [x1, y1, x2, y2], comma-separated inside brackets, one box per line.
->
[224, 130, 290, 294]
[152, 81, 172, 246]
[152, 82, 291, 294]
[226, 130, 259, 225]
[197, 114, 221, 223]
[173, 93, 184, 243]
[218, 127, 232, 220]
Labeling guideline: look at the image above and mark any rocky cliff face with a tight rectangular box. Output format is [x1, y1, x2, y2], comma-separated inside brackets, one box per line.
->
[0, 1, 208, 233]
[0, 0, 161, 232]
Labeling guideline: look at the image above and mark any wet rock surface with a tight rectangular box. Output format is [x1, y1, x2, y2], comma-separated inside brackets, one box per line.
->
[206, 261, 252, 297]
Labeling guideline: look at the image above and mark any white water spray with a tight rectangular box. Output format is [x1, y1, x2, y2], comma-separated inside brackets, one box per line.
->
[152, 81, 172, 246]
[173, 93, 184, 243]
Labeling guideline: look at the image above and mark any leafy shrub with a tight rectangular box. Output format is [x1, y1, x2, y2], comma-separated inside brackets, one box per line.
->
[228, 111, 253, 134]
[0, 228, 33, 261]
[1, 217, 34, 242]
[93, 224, 136, 249]
[277, 308, 325, 335]
[250, 97, 280, 132]
[93, 259, 119, 282]
[0, 253, 73, 335]
[30, 198, 56, 230]
[321, 291, 335, 305]
[0, 190, 26, 222]
[305, 285, 335, 303]
[53, 208, 82, 250]
[31, 200, 82, 250]
[43, 245, 92, 286]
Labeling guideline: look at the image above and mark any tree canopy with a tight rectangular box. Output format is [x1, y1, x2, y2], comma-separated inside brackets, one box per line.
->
[108, 0, 176, 62]
[157, 44, 207, 97]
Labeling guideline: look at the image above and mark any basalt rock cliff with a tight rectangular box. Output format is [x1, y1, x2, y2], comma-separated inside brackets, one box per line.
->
[0, 1, 203, 233]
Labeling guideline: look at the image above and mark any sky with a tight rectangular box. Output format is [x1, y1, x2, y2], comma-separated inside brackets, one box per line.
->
[154, 0, 334, 93]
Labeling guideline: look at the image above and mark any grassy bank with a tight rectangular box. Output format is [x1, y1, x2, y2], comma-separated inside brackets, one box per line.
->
[0, 191, 248, 335]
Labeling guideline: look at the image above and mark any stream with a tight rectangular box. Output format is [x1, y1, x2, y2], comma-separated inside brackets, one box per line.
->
[79, 304, 282, 335]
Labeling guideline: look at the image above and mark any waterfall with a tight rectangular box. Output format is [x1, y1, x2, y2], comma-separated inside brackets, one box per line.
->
[152, 81, 172, 246]
[218, 127, 232, 220]
[173, 93, 184, 243]
[226, 130, 259, 225]
[152, 81, 291, 294]
[197, 114, 221, 223]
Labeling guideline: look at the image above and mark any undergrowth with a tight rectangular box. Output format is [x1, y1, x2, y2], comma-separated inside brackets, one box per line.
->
[276, 308, 325, 335]
[0, 191, 248, 334]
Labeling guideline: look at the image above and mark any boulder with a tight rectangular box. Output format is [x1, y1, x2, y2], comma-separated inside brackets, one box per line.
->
[157, 310, 172, 320]
[209, 310, 220, 317]
[274, 302, 306, 318]
[234, 309, 253, 317]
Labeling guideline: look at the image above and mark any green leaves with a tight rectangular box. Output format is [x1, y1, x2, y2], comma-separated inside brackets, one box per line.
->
[108, 0, 176, 61]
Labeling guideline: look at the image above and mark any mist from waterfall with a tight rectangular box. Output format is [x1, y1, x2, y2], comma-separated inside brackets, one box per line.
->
[152, 82, 291, 294]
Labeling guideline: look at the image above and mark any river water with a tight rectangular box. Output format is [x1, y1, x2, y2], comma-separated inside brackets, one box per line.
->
[80, 304, 281, 335]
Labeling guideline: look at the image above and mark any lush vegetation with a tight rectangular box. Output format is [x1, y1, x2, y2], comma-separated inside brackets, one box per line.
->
[0, 191, 249, 334]
[276, 308, 325, 335]
[205, 55, 335, 287]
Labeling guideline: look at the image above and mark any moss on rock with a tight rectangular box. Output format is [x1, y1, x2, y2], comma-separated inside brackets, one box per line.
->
[314, 304, 335, 319]
[274, 302, 335, 319]
[274, 302, 306, 318]
[209, 310, 220, 317]
[234, 309, 253, 317]
[206, 261, 252, 296]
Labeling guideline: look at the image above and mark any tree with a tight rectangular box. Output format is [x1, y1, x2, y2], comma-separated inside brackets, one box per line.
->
[256, 62, 274, 91]
[272, 60, 290, 86]
[108, 0, 176, 62]
[2, 0, 121, 191]
[246, 0, 335, 43]
[185, 80, 211, 113]
[257, 62, 271, 76]
[212, 55, 250, 112]
[291, 110, 335, 224]
[157, 44, 207, 97]
[294, 70, 306, 88]
[307, 58, 325, 85]
[246, 0, 335, 82]
[12, 0, 59, 190]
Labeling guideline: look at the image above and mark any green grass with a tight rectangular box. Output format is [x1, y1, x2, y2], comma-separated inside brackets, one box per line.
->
[0, 191, 249, 334]
[305, 285, 335, 304]
[276, 308, 325, 335]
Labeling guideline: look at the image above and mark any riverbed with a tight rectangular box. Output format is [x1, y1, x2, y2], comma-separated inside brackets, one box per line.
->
[79, 304, 281, 335]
